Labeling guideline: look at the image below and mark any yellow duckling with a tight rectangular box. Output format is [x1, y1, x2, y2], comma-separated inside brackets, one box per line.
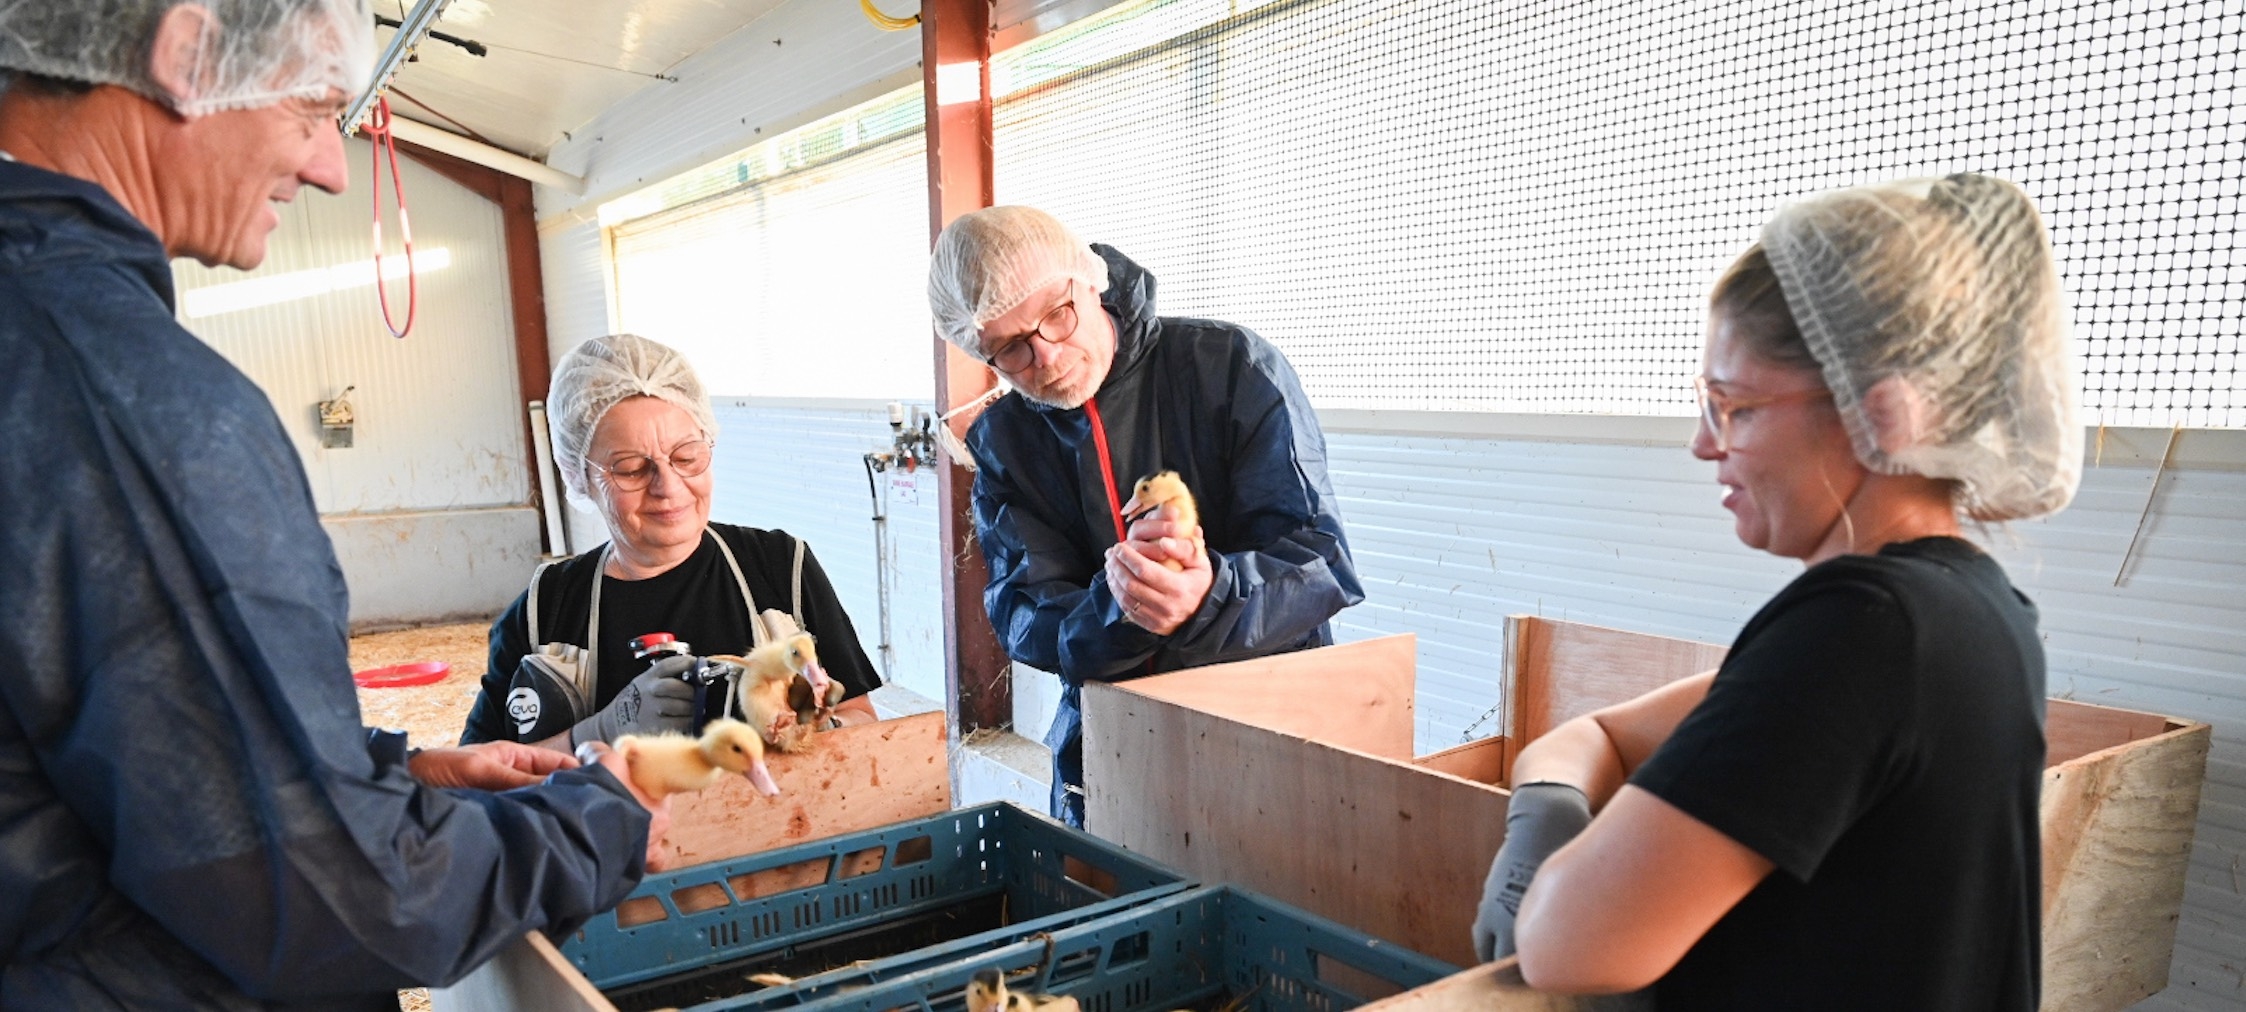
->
[714, 632, 834, 754]
[1120, 470, 1201, 571]
[613, 718, 781, 800]
[965, 968, 1079, 1012]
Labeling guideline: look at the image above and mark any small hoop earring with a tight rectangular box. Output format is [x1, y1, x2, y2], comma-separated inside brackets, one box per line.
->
[1819, 465, 1858, 555]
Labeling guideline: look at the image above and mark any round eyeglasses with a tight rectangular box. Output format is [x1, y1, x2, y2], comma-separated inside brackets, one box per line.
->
[979, 281, 1082, 373]
[1693, 376, 1832, 453]
[591, 437, 714, 492]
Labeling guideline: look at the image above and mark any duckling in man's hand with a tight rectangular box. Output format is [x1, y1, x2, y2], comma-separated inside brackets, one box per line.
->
[613, 718, 781, 800]
[1120, 470, 1201, 571]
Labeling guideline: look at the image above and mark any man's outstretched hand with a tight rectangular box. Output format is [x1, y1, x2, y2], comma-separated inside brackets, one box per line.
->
[408, 740, 579, 790]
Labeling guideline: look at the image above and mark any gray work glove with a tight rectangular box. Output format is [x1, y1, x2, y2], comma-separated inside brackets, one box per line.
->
[1473, 781, 1594, 962]
[569, 654, 700, 747]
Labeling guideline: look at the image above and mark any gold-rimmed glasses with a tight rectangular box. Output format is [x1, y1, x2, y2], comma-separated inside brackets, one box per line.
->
[591, 436, 715, 492]
[1694, 376, 1832, 453]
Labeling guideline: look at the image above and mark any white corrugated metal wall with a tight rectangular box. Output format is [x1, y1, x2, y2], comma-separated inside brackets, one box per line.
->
[531, 217, 618, 555]
[175, 137, 525, 513]
[174, 137, 542, 627]
[704, 400, 949, 704]
[607, 126, 933, 401]
[537, 216, 614, 359]
[532, 0, 928, 554]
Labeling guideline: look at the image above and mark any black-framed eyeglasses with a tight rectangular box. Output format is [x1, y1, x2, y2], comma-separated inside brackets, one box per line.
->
[591, 436, 715, 492]
[1694, 376, 1832, 453]
[979, 281, 1082, 373]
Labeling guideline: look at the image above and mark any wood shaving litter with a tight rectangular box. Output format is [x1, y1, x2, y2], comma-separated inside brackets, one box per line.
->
[350, 622, 491, 750]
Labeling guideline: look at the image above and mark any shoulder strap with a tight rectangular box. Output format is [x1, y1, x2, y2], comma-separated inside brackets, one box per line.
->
[581, 544, 609, 701]
[524, 553, 600, 714]
[709, 527, 765, 646]
[791, 536, 806, 629]
[524, 558, 560, 646]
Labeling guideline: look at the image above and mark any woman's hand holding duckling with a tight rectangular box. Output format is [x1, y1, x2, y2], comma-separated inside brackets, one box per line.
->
[1106, 504, 1211, 636]
[408, 740, 580, 790]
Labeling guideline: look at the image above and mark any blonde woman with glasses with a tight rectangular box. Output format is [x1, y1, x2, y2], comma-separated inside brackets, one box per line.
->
[460, 334, 881, 750]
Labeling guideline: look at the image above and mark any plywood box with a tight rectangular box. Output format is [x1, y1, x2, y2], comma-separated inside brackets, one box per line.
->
[431, 711, 952, 1012]
[1085, 620, 2209, 1011]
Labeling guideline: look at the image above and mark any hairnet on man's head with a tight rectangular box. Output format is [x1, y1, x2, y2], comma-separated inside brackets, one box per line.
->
[1761, 173, 2082, 521]
[548, 334, 719, 504]
[928, 206, 1110, 355]
[0, 0, 372, 116]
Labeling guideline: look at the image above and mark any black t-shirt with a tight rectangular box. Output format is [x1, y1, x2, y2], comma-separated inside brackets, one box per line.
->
[1630, 537, 2045, 1010]
[460, 524, 881, 744]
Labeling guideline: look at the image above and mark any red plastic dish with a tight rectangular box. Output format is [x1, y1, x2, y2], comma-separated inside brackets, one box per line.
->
[354, 661, 451, 688]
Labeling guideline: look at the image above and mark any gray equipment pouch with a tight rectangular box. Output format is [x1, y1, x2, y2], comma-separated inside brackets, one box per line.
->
[503, 644, 591, 742]
[504, 555, 601, 743]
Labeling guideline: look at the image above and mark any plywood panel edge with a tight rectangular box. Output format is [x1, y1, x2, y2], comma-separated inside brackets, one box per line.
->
[1504, 616, 1551, 747]
[664, 711, 951, 867]
[1508, 616, 1727, 746]
[1358, 960, 1653, 1012]
[2038, 721, 2212, 1012]
[2047, 699, 2201, 766]
[1413, 737, 1507, 786]
[1086, 680, 1505, 965]
[1117, 634, 1418, 758]
[429, 931, 614, 1012]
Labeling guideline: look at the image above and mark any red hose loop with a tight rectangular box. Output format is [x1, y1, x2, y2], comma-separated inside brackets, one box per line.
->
[367, 97, 417, 339]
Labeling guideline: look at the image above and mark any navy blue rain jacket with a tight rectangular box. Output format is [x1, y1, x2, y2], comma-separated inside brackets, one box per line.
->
[0, 160, 650, 1010]
[967, 245, 1363, 824]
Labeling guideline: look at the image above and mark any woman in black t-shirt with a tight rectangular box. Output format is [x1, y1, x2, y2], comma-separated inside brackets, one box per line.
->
[1476, 175, 2081, 1010]
[458, 334, 881, 751]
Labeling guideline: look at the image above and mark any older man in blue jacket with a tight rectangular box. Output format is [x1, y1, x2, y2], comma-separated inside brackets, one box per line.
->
[0, 3, 664, 1008]
[929, 207, 1364, 827]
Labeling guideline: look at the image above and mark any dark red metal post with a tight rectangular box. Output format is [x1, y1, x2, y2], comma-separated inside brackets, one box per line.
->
[923, 0, 1010, 737]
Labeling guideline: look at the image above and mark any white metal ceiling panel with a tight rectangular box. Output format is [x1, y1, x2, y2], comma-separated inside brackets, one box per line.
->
[373, 0, 787, 158]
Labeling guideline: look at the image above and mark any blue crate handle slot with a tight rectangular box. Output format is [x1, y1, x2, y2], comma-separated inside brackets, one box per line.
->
[718, 887, 1459, 1012]
[565, 802, 1193, 993]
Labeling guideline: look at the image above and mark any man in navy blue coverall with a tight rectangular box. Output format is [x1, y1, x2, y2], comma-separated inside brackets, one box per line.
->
[928, 206, 1364, 827]
[0, 3, 666, 1008]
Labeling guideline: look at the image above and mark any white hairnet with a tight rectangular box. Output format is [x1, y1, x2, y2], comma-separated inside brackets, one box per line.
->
[548, 334, 719, 504]
[0, 0, 371, 117]
[927, 205, 1110, 354]
[1762, 174, 2082, 522]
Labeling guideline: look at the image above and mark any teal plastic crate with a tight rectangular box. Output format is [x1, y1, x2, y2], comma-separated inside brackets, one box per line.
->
[718, 885, 1460, 1012]
[565, 802, 1191, 1011]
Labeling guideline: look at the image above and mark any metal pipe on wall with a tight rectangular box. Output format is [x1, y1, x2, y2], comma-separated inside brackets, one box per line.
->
[862, 450, 897, 682]
[527, 400, 571, 557]
[387, 117, 587, 195]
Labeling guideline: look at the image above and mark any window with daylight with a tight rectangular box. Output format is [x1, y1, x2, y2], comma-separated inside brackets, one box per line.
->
[993, 0, 2244, 426]
[604, 85, 933, 400]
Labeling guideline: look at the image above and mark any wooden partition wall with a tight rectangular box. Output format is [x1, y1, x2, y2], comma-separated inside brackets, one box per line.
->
[1085, 620, 2211, 1012]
